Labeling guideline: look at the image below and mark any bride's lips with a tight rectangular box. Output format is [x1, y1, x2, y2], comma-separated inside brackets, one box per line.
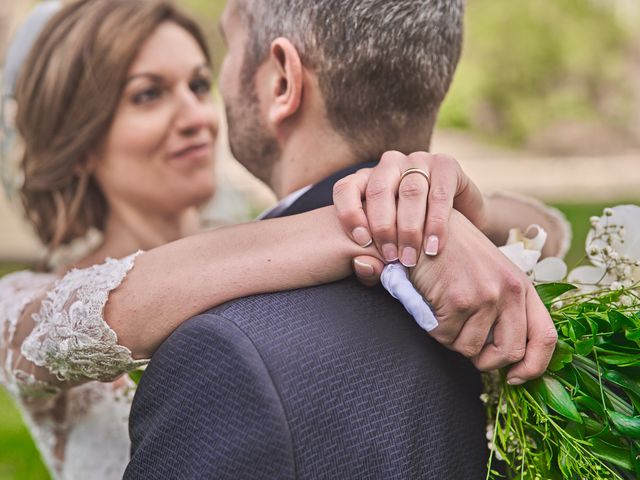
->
[168, 142, 213, 163]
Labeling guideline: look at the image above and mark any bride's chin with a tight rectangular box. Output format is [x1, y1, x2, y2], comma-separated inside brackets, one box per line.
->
[189, 183, 216, 208]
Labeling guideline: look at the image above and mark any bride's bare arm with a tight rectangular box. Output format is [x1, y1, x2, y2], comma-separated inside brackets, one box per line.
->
[0, 206, 373, 397]
[108, 206, 373, 360]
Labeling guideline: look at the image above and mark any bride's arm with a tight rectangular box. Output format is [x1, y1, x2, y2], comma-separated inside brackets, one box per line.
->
[108, 206, 370, 360]
[1, 206, 373, 396]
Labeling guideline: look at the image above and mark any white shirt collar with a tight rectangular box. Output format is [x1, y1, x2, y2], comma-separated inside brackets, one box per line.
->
[256, 185, 313, 220]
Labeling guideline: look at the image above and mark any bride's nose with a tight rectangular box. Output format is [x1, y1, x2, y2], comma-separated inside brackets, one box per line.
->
[175, 88, 217, 138]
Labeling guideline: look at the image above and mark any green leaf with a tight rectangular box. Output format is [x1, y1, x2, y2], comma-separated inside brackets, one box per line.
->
[631, 442, 640, 478]
[567, 323, 577, 342]
[600, 355, 640, 367]
[591, 438, 634, 471]
[608, 411, 640, 439]
[534, 375, 583, 423]
[566, 420, 586, 439]
[557, 447, 572, 479]
[548, 340, 574, 371]
[585, 316, 600, 336]
[575, 337, 595, 356]
[582, 416, 608, 436]
[575, 395, 606, 418]
[629, 392, 640, 416]
[576, 368, 607, 404]
[610, 310, 634, 331]
[604, 370, 640, 395]
[128, 369, 144, 385]
[535, 282, 577, 307]
[626, 328, 640, 347]
[525, 380, 548, 411]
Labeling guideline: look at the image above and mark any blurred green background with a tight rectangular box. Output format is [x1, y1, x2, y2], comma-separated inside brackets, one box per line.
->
[1, 0, 639, 478]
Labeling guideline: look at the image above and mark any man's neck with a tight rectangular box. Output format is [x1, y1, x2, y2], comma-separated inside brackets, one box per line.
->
[268, 110, 433, 199]
[270, 133, 359, 199]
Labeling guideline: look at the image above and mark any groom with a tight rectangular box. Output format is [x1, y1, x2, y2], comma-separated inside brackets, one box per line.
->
[126, 1, 556, 478]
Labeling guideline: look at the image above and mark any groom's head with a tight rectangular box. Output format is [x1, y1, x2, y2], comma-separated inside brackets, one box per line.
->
[219, 0, 463, 194]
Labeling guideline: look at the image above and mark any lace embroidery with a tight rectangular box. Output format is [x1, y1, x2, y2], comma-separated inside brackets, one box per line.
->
[13, 369, 61, 398]
[21, 252, 148, 383]
[0, 271, 56, 392]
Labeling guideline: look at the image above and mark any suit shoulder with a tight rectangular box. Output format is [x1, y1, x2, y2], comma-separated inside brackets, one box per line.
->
[128, 314, 295, 479]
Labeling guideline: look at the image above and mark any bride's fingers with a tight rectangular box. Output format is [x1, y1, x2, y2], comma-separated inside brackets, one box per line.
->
[333, 169, 373, 247]
[397, 166, 430, 267]
[419, 153, 460, 256]
[365, 151, 404, 262]
[353, 255, 385, 287]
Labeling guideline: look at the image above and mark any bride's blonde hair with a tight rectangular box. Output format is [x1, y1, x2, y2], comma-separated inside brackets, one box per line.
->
[15, 0, 211, 255]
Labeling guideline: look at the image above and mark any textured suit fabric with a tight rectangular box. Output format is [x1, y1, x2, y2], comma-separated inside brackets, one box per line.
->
[126, 165, 488, 479]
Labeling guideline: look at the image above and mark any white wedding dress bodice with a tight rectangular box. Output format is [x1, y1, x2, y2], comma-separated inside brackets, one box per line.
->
[0, 253, 147, 480]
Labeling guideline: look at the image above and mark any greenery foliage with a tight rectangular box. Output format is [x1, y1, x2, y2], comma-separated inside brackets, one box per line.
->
[438, 0, 630, 146]
[486, 283, 640, 479]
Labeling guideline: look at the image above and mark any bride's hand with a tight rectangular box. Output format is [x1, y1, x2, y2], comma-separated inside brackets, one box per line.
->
[333, 151, 486, 284]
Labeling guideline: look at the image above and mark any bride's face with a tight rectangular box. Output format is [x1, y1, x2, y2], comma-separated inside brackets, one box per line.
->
[93, 21, 218, 215]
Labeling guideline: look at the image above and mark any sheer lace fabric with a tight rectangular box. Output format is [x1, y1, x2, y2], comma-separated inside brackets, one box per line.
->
[0, 253, 147, 480]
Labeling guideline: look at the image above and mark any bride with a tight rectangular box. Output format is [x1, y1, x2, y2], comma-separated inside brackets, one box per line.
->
[0, 0, 570, 479]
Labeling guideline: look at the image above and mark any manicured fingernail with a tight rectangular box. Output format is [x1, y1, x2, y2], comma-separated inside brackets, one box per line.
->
[352, 227, 373, 247]
[382, 243, 399, 263]
[400, 247, 417, 267]
[353, 259, 375, 277]
[507, 377, 525, 386]
[424, 235, 439, 256]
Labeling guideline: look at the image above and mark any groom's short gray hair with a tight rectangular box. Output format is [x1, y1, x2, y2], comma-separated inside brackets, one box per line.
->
[236, 0, 464, 156]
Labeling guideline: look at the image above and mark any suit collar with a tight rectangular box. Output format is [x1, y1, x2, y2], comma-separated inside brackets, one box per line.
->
[263, 161, 377, 219]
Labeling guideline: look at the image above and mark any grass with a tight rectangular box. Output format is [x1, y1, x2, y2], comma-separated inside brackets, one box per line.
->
[0, 389, 49, 480]
[0, 200, 636, 479]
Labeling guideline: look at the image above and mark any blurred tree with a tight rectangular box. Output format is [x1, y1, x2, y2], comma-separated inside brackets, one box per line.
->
[179, 0, 225, 74]
[438, 0, 632, 148]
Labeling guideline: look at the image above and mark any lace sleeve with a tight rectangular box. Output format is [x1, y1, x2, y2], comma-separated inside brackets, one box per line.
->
[22, 251, 148, 384]
[0, 252, 148, 399]
[1, 270, 58, 397]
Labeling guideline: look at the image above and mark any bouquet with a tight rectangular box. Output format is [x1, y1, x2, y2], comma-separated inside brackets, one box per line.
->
[487, 205, 640, 479]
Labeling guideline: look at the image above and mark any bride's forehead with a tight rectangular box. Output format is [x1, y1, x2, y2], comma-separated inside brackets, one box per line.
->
[128, 23, 207, 75]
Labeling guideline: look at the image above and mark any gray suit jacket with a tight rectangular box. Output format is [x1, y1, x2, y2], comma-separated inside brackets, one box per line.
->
[125, 165, 488, 479]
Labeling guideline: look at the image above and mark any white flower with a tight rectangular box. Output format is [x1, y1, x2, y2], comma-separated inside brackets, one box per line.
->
[533, 257, 568, 283]
[499, 224, 567, 282]
[567, 265, 613, 289]
[570, 205, 640, 288]
[499, 242, 541, 273]
[486, 425, 494, 441]
[499, 225, 545, 273]
[499, 205, 640, 290]
[610, 281, 624, 291]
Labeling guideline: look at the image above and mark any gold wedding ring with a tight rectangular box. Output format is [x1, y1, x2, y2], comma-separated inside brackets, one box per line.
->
[400, 167, 430, 184]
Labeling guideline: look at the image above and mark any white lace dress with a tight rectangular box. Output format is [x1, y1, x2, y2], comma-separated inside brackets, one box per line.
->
[0, 252, 148, 480]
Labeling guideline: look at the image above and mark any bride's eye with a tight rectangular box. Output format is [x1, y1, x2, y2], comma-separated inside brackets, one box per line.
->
[132, 86, 163, 105]
[190, 77, 212, 97]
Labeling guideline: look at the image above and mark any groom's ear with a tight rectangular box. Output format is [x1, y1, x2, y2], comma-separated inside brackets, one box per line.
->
[265, 37, 303, 126]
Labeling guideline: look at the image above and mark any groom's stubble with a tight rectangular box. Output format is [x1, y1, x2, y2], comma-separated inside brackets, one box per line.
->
[220, 0, 464, 194]
[224, 80, 280, 187]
